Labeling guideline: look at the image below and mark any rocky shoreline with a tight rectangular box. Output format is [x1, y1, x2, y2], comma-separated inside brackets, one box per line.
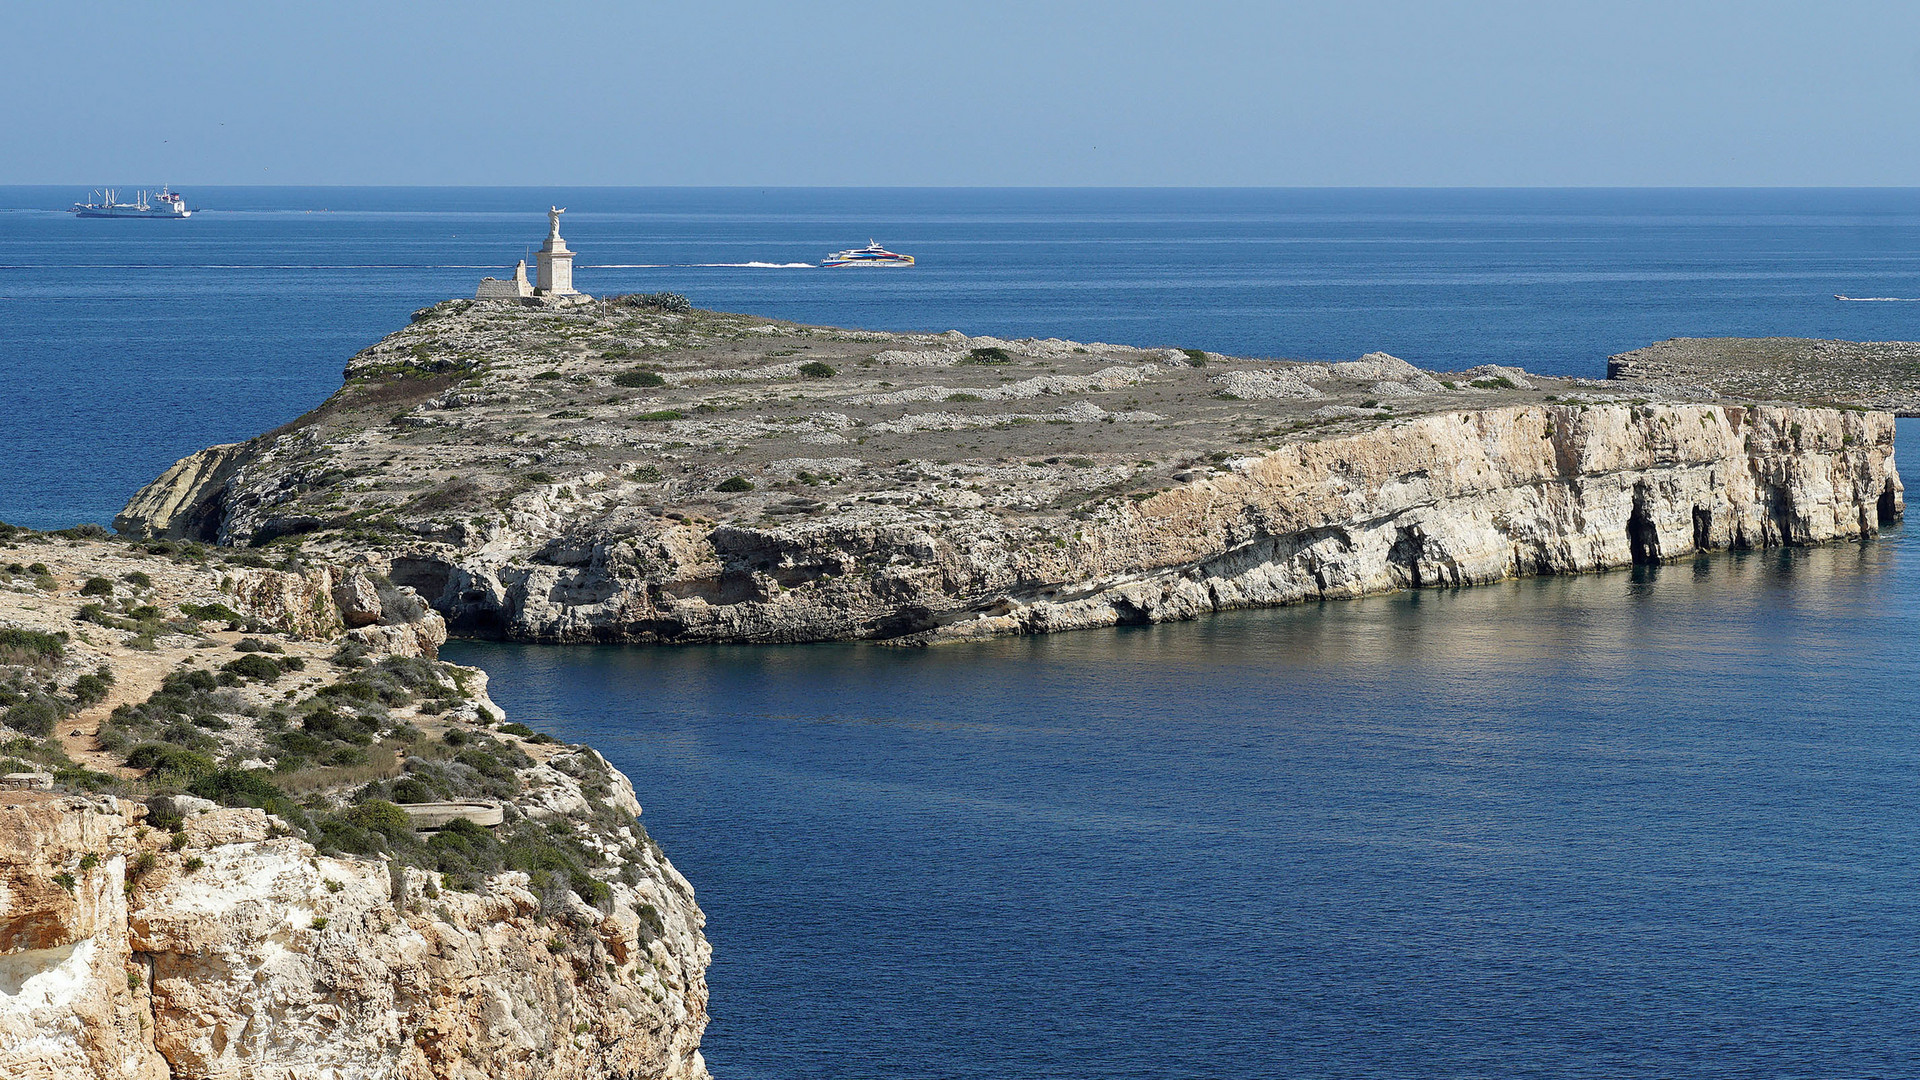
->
[114, 300, 1908, 645]
[7, 300, 1911, 1077]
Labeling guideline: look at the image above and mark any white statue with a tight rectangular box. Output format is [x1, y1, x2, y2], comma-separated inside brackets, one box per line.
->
[548, 206, 565, 240]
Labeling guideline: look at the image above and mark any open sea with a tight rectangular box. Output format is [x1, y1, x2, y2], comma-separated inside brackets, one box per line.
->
[6, 187, 1920, 1076]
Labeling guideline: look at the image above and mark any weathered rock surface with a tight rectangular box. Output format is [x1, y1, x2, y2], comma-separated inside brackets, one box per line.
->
[0, 539, 710, 1079]
[0, 785, 707, 1080]
[1609, 336, 1920, 415]
[112, 443, 247, 541]
[112, 302, 1905, 645]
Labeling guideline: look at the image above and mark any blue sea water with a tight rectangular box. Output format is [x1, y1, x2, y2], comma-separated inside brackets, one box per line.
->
[5, 186, 1920, 528]
[5, 187, 1920, 1076]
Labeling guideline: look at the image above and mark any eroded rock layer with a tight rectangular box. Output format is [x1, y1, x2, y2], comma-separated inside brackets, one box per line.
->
[112, 302, 1905, 646]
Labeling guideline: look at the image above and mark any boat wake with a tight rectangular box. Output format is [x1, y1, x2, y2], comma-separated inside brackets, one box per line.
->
[1834, 294, 1920, 302]
[588, 262, 816, 269]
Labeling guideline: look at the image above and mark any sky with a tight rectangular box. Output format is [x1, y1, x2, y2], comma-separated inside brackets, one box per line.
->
[6, 0, 1920, 187]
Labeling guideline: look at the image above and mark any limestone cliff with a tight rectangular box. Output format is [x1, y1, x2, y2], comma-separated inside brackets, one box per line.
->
[0, 537, 710, 1079]
[112, 301, 1905, 645]
[0, 781, 708, 1080]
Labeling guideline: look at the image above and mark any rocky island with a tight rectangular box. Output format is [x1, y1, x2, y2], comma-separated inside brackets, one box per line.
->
[6, 292, 1912, 1078]
[113, 297, 1906, 645]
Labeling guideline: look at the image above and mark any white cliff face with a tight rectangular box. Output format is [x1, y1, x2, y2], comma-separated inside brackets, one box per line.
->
[188, 402, 1896, 646]
[0, 780, 709, 1080]
[107, 300, 1906, 647]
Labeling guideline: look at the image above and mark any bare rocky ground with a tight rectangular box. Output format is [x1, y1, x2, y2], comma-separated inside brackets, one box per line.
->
[128, 295, 1640, 551]
[1609, 336, 1920, 415]
[117, 296, 1878, 647]
[0, 527, 710, 1079]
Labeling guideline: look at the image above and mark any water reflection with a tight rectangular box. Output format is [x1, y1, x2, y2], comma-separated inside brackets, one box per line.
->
[442, 422, 1920, 1079]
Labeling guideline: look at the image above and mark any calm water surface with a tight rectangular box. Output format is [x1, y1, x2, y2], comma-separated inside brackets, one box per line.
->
[6, 186, 1920, 527]
[449, 422, 1920, 1080]
[5, 188, 1920, 1075]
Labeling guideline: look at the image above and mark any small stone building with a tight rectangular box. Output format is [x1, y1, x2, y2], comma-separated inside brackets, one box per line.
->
[475, 259, 532, 299]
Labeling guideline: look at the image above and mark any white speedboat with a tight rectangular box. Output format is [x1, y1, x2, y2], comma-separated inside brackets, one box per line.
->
[822, 240, 913, 267]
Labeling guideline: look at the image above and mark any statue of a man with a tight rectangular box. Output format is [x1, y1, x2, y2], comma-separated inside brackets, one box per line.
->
[548, 206, 565, 240]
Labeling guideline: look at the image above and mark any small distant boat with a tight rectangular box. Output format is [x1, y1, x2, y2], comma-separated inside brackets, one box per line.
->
[70, 186, 191, 219]
[822, 240, 914, 267]
[1836, 294, 1920, 301]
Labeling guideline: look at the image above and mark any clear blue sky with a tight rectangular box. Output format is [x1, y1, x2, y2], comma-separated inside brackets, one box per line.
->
[8, 0, 1920, 186]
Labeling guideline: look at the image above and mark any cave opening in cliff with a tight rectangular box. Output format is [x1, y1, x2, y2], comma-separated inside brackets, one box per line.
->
[1628, 489, 1661, 564]
[1692, 506, 1712, 551]
[1879, 482, 1900, 525]
[1388, 526, 1424, 588]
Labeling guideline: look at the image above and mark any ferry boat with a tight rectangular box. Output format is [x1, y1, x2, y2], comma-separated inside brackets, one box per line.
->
[69, 187, 191, 219]
[822, 240, 913, 267]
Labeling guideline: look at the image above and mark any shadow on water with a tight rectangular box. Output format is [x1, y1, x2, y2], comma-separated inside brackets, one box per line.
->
[443, 421, 1920, 1080]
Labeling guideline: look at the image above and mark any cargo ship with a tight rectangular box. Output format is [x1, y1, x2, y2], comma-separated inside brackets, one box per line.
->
[822, 240, 913, 267]
[69, 187, 191, 219]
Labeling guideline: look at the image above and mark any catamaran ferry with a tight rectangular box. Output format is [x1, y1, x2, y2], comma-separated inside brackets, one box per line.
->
[822, 240, 913, 267]
[70, 187, 191, 219]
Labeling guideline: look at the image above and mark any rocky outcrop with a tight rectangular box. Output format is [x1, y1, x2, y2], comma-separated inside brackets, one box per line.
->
[223, 564, 448, 658]
[0, 782, 709, 1080]
[112, 443, 247, 540]
[306, 403, 1904, 645]
[0, 794, 164, 1080]
[112, 302, 1905, 647]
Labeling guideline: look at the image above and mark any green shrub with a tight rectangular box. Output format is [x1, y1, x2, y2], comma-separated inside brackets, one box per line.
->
[179, 602, 244, 627]
[70, 672, 112, 707]
[4, 698, 63, 737]
[498, 722, 536, 737]
[189, 768, 286, 809]
[715, 476, 754, 493]
[233, 637, 283, 654]
[344, 799, 413, 838]
[612, 369, 666, 388]
[636, 410, 684, 422]
[1470, 376, 1518, 390]
[1182, 348, 1208, 367]
[0, 628, 65, 660]
[221, 654, 283, 683]
[79, 577, 114, 597]
[125, 743, 215, 782]
[609, 292, 692, 313]
[946, 393, 983, 402]
[533, 370, 563, 380]
[964, 346, 1011, 364]
[798, 361, 836, 379]
[390, 777, 436, 803]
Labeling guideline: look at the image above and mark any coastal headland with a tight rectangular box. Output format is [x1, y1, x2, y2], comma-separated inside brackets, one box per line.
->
[3, 296, 1909, 1076]
[114, 298, 1906, 645]
[0, 532, 709, 1079]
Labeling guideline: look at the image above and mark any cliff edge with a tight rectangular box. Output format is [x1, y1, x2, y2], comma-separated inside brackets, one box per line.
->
[115, 300, 1904, 644]
[0, 534, 708, 1079]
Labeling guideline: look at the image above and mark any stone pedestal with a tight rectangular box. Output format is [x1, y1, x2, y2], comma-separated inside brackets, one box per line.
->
[536, 206, 577, 296]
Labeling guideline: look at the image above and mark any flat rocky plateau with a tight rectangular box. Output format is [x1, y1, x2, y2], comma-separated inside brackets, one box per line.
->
[115, 298, 1904, 645]
[1610, 336, 1920, 415]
